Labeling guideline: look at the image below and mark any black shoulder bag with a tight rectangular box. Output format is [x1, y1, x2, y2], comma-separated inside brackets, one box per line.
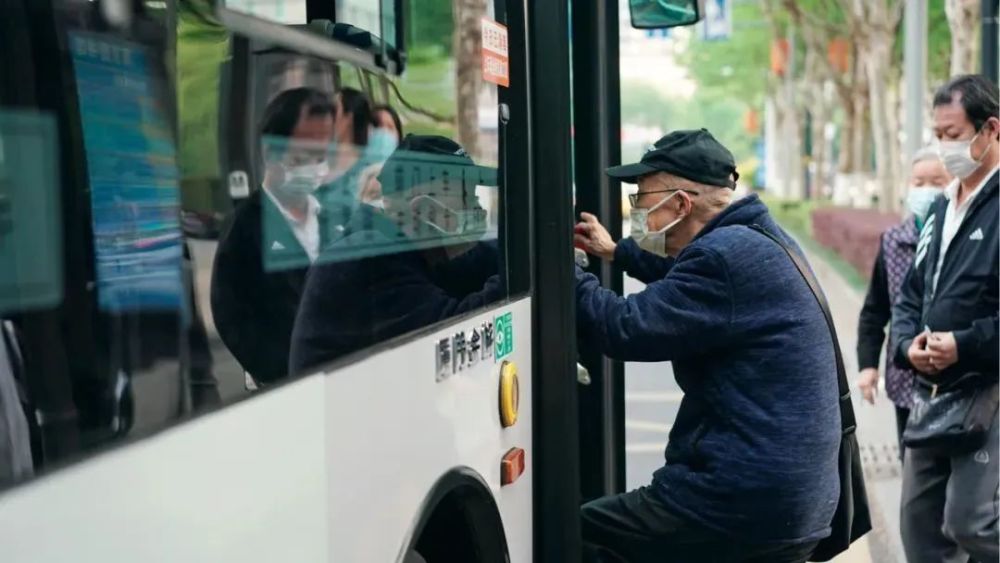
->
[903, 371, 999, 456]
[749, 225, 872, 561]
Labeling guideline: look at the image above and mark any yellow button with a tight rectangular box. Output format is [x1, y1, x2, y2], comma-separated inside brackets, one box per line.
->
[499, 361, 519, 428]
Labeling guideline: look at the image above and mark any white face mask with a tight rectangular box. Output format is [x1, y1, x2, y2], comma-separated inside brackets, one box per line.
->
[279, 161, 329, 195]
[905, 186, 942, 222]
[937, 130, 993, 179]
[629, 190, 686, 257]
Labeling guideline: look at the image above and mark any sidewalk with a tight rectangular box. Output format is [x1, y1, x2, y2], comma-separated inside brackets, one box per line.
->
[801, 243, 907, 563]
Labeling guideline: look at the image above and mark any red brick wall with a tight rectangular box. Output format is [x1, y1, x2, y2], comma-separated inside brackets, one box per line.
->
[811, 208, 901, 279]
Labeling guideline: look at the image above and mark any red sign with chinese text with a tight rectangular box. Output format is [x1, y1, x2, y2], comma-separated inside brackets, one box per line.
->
[481, 18, 510, 87]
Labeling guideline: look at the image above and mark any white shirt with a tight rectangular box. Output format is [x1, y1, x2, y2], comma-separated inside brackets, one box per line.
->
[932, 166, 999, 293]
[263, 189, 321, 263]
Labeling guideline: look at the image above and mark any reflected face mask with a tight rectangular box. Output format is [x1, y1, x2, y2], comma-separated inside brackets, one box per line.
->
[279, 161, 329, 195]
[366, 128, 399, 161]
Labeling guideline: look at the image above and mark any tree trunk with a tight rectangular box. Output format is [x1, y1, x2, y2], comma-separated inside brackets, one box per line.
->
[778, 81, 805, 200]
[945, 0, 981, 75]
[803, 48, 831, 199]
[453, 0, 487, 156]
[865, 32, 902, 211]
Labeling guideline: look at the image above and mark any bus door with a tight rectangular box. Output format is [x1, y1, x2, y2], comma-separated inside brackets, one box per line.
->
[569, 0, 702, 504]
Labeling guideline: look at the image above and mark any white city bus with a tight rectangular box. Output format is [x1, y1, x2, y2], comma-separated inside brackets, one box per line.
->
[0, 0, 701, 560]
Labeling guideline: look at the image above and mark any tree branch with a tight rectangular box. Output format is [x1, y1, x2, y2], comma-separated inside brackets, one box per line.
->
[888, 0, 906, 30]
[779, 0, 852, 104]
[385, 79, 455, 124]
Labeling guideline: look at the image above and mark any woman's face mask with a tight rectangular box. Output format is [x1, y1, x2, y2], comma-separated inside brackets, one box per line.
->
[365, 128, 399, 161]
[905, 186, 942, 222]
[278, 161, 329, 196]
[938, 126, 995, 179]
[629, 190, 686, 257]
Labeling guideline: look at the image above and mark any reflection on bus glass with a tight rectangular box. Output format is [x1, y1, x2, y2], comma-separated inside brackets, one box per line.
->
[288, 134, 504, 374]
[0, 111, 63, 314]
[70, 33, 184, 312]
[256, 139, 499, 271]
[212, 87, 337, 384]
[222, 0, 307, 24]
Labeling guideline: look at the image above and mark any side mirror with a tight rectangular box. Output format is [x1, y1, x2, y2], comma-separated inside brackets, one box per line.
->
[628, 0, 701, 29]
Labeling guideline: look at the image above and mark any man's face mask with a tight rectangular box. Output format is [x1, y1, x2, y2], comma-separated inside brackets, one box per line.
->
[277, 160, 329, 195]
[629, 190, 687, 257]
[938, 125, 996, 179]
[410, 194, 487, 238]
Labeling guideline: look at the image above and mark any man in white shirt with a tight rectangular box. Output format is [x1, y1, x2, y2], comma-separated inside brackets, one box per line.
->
[892, 74, 999, 563]
[211, 87, 337, 385]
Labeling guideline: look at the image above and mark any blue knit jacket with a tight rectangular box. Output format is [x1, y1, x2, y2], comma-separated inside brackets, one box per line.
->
[576, 194, 841, 544]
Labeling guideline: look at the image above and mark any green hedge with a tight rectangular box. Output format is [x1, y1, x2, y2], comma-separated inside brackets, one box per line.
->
[759, 196, 867, 292]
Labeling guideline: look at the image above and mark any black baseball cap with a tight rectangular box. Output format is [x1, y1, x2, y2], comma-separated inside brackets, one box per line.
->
[378, 134, 496, 194]
[606, 129, 738, 188]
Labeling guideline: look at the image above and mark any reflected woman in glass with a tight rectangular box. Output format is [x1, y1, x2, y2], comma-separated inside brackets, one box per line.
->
[211, 87, 336, 385]
[356, 104, 404, 210]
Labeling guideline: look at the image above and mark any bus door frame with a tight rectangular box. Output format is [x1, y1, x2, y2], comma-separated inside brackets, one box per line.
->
[524, 0, 583, 561]
[570, 0, 626, 503]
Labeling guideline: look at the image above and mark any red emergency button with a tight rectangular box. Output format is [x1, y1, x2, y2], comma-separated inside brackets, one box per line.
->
[501, 447, 525, 486]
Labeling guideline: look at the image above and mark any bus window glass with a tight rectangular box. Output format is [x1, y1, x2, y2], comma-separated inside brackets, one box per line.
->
[0, 111, 62, 314]
[0, 1, 223, 492]
[222, 0, 308, 24]
[208, 0, 505, 380]
[0, 0, 507, 492]
[335, 0, 399, 49]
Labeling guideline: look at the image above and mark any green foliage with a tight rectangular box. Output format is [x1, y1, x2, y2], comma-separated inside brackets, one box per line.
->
[176, 0, 229, 213]
[760, 195, 868, 289]
[927, 0, 952, 84]
[760, 195, 823, 239]
[677, 1, 772, 109]
[407, 0, 453, 55]
[620, 80, 756, 164]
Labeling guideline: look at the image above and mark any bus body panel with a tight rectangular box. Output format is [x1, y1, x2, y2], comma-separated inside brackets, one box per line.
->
[0, 300, 531, 562]
[0, 375, 329, 562]
[325, 298, 533, 562]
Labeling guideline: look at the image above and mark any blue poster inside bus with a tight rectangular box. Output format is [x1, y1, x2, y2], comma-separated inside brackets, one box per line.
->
[69, 32, 183, 312]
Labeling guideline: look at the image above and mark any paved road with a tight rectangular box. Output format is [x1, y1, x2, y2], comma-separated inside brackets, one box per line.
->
[621, 243, 905, 562]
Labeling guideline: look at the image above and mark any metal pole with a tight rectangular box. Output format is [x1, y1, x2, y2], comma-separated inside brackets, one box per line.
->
[982, 0, 999, 84]
[904, 0, 927, 163]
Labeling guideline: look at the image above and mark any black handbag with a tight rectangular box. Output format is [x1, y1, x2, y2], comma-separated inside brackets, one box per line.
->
[749, 225, 872, 561]
[903, 372, 999, 456]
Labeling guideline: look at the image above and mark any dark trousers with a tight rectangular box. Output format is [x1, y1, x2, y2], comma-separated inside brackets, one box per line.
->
[895, 406, 910, 461]
[900, 413, 1000, 563]
[580, 487, 819, 563]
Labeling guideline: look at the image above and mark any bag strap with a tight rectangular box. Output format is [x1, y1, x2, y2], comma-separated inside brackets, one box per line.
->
[748, 225, 857, 435]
